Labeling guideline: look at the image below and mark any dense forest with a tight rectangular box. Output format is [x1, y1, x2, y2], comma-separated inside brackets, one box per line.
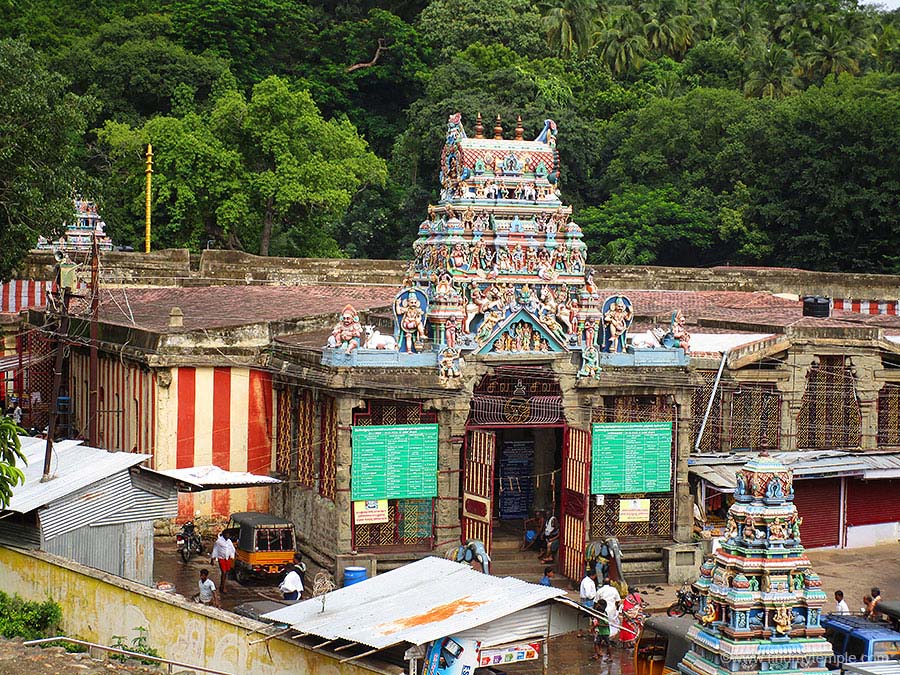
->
[2, 0, 900, 280]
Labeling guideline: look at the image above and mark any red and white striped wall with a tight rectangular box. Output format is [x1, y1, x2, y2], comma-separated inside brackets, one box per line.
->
[68, 354, 275, 519]
[1, 280, 54, 313]
[68, 352, 156, 456]
[159, 366, 275, 519]
[832, 298, 899, 315]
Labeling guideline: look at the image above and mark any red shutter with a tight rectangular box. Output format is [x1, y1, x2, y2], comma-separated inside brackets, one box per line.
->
[846, 478, 900, 526]
[792, 478, 841, 548]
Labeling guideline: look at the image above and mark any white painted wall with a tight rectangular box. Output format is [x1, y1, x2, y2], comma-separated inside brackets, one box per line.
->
[845, 522, 900, 548]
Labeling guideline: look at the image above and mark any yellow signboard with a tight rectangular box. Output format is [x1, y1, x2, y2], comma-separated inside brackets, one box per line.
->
[619, 498, 651, 522]
[354, 500, 390, 524]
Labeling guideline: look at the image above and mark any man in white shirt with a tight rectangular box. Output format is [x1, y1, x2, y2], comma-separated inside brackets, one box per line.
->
[579, 570, 598, 608]
[834, 590, 850, 615]
[194, 569, 218, 607]
[279, 557, 304, 601]
[596, 577, 622, 639]
[210, 531, 236, 593]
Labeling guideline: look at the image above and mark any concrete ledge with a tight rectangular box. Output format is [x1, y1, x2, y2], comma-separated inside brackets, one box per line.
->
[663, 543, 704, 585]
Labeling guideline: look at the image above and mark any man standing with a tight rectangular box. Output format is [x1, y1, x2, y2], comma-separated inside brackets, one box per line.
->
[194, 569, 219, 607]
[580, 570, 597, 608]
[210, 530, 236, 593]
[596, 577, 622, 641]
[834, 590, 850, 615]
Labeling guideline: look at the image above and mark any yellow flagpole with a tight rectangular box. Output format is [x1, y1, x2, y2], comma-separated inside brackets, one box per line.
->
[144, 143, 153, 253]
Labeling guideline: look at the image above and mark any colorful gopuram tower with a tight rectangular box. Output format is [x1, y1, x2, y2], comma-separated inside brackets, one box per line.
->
[391, 112, 613, 372]
[679, 455, 832, 675]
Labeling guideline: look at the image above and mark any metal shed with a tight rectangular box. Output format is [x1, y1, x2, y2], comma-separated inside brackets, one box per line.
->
[0, 436, 178, 585]
[262, 556, 586, 673]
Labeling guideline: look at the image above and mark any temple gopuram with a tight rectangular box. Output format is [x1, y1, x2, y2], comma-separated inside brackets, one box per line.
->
[679, 455, 832, 675]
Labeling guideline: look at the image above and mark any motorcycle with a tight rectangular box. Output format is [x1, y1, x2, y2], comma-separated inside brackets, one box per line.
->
[667, 581, 698, 617]
[176, 521, 204, 563]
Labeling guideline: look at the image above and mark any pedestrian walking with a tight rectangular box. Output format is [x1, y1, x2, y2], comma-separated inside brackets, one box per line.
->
[193, 569, 219, 607]
[866, 587, 883, 621]
[209, 530, 235, 593]
[590, 598, 613, 662]
[834, 590, 850, 615]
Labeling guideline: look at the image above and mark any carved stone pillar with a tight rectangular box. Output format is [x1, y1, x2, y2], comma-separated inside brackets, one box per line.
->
[777, 351, 815, 451]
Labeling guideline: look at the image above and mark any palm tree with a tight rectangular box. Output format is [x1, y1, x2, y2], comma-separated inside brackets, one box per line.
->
[744, 44, 801, 98]
[694, 0, 737, 41]
[805, 24, 859, 82]
[594, 7, 649, 75]
[726, 0, 765, 56]
[871, 23, 900, 74]
[540, 0, 606, 57]
[639, 0, 694, 58]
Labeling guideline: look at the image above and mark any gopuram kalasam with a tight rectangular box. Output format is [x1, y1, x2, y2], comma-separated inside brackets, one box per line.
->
[274, 112, 695, 583]
[679, 455, 832, 675]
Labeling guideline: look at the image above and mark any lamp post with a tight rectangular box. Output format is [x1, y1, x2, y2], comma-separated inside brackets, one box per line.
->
[144, 143, 153, 253]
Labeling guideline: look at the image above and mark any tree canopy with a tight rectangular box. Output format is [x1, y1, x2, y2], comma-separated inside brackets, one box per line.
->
[1, 0, 900, 272]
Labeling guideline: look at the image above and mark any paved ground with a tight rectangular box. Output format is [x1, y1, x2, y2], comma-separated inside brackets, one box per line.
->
[806, 542, 900, 612]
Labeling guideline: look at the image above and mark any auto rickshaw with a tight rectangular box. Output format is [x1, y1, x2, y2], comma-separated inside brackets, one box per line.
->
[634, 614, 694, 675]
[224, 512, 296, 583]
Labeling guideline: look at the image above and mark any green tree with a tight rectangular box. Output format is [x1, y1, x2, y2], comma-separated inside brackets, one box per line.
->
[744, 44, 801, 98]
[0, 39, 95, 282]
[595, 8, 649, 75]
[97, 75, 386, 256]
[0, 415, 26, 509]
[54, 14, 228, 123]
[804, 24, 860, 82]
[639, 0, 695, 59]
[418, 0, 548, 57]
[683, 38, 744, 88]
[540, 0, 602, 58]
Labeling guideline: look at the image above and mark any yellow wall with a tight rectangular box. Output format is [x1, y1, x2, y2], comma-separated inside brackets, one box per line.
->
[0, 547, 399, 675]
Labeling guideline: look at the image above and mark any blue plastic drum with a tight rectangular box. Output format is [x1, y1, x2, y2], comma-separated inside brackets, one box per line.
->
[343, 566, 368, 587]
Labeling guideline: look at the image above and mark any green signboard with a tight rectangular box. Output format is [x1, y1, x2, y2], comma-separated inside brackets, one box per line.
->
[351, 424, 439, 501]
[591, 422, 672, 494]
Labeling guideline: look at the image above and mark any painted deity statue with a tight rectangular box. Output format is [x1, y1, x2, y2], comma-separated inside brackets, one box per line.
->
[662, 308, 691, 352]
[396, 294, 427, 352]
[327, 304, 363, 354]
[604, 297, 633, 353]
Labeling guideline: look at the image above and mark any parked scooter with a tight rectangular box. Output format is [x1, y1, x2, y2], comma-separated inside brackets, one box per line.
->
[667, 581, 699, 617]
[176, 521, 204, 563]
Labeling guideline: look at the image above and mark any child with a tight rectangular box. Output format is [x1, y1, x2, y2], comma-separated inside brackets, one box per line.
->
[591, 598, 612, 662]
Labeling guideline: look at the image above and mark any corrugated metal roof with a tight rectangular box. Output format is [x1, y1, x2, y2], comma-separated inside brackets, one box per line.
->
[146, 465, 281, 490]
[843, 661, 900, 675]
[0, 352, 32, 374]
[690, 334, 774, 354]
[688, 450, 900, 489]
[8, 436, 150, 513]
[262, 557, 565, 650]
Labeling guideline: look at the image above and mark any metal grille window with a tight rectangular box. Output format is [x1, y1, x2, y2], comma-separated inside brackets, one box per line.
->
[352, 400, 437, 550]
[878, 385, 900, 446]
[730, 386, 781, 450]
[296, 390, 316, 487]
[275, 389, 292, 475]
[319, 396, 338, 501]
[797, 356, 861, 449]
[691, 371, 722, 452]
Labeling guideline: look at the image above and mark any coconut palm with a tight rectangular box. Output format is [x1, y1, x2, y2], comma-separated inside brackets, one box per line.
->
[540, 0, 606, 57]
[725, 0, 765, 56]
[871, 23, 900, 74]
[639, 0, 695, 58]
[744, 44, 801, 98]
[805, 24, 860, 82]
[594, 7, 649, 75]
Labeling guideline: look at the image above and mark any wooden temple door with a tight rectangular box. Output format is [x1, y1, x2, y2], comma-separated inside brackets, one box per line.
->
[561, 426, 591, 582]
[461, 430, 496, 554]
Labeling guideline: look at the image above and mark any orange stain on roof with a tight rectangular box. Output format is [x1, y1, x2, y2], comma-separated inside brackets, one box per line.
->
[379, 598, 487, 633]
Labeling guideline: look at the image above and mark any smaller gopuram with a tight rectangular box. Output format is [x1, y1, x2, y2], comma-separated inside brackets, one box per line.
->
[679, 455, 832, 675]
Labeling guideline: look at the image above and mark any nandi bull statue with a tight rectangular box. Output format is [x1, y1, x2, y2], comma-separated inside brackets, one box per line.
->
[363, 325, 397, 350]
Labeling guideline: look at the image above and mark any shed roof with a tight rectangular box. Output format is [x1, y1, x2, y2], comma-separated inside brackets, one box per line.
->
[146, 465, 281, 491]
[689, 450, 900, 491]
[8, 436, 150, 513]
[262, 556, 565, 650]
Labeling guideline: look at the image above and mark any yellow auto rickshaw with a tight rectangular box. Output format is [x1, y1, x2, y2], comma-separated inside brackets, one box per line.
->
[224, 512, 296, 584]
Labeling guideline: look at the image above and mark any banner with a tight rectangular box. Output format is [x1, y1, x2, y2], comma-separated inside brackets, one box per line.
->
[353, 500, 389, 524]
[479, 642, 541, 667]
[619, 498, 651, 522]
[424, 637, 481, 675]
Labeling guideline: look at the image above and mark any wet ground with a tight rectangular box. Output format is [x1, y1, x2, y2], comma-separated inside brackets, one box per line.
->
[153, 536, 328, 612]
